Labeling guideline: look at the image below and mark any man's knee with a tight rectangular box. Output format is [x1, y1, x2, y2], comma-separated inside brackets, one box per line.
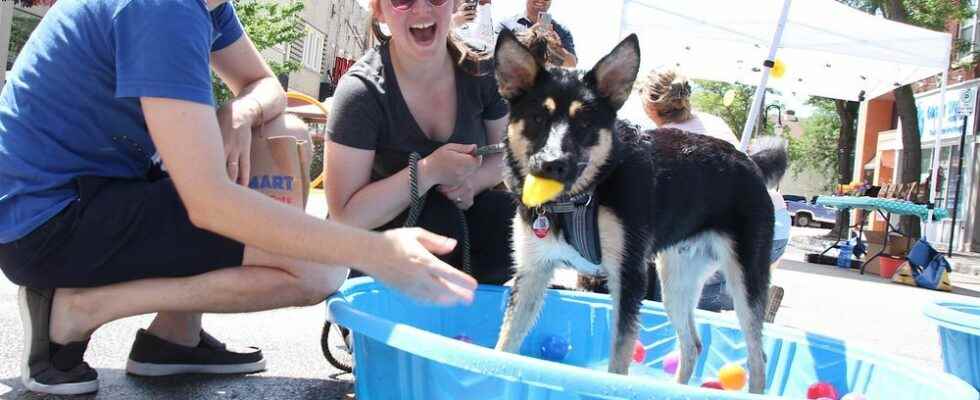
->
[244, 247, 349, 306]
[292, 266, 349, 306]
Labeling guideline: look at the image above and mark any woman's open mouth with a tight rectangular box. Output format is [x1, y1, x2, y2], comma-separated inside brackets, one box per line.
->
[409, 22, 438, 46]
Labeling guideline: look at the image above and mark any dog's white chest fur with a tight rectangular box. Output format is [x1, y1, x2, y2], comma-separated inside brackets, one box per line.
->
[512, 207, 625, 277]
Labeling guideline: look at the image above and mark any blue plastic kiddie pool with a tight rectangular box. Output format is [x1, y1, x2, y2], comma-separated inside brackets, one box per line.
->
[925, 299, 980, 391]
[327, 278, 978, 399]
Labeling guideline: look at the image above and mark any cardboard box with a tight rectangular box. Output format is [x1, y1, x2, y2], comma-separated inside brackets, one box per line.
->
[860, 231, 910, 275]
[863, 231, 911, 256]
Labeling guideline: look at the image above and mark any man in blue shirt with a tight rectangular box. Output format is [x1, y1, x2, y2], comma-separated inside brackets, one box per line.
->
[497, 0, 577, 67]
[0, 0, 477, 395]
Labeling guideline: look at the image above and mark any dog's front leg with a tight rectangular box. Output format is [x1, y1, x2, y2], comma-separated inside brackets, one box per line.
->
[605, 247, 649, 374]
[495, 262, 556, 353]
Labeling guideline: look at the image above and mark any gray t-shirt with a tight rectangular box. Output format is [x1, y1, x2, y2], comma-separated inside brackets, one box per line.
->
[327, 43, 509, 181]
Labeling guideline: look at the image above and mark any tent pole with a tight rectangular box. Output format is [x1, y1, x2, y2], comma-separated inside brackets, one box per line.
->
[926, 72, 947, 243]
[739, 0, 793, 151]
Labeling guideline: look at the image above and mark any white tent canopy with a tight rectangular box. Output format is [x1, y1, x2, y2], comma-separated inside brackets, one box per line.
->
[616, 0, 951, 103]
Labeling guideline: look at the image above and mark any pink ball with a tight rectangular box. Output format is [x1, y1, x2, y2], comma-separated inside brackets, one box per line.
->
[807, 382, 839, 400]
[662, 351, 680, 374]
[632, 340, 646, 363]
[700, 381, 724, 390]
[841, 394, 866, 400]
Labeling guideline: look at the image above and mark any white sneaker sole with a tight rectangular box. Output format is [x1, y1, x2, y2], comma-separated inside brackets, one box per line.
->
[125, 359, 267, 377]
[22, 378, 99, 396]
[18, 287, 98, 395]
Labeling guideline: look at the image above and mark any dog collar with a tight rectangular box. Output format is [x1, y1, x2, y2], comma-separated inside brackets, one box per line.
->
[541, 192, 593, 214]
[536, 191, 603, 266]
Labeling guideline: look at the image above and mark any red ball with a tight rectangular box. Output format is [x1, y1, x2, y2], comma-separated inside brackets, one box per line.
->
[701, 381, 725, 390]
[807, 382, 839, 400]
[632, 340, 646, 363]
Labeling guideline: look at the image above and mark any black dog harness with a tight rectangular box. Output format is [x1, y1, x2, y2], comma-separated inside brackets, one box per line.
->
[540, 191, 603, 267]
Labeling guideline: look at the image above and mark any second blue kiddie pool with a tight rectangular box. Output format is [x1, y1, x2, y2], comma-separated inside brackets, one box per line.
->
[327, 278, 978, 399]
[925, 299, 980, 391]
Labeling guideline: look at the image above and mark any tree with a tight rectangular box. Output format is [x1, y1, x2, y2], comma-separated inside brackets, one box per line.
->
[846, 0, 973, 238]
[789, 97, 859, 235]
[212, 0, 305, 105]
[7, 12, 41, 71]
[788, 100, 840, 192]
[691, 80, 779, 139]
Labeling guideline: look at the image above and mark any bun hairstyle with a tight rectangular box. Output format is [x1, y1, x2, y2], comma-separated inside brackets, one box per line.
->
[367, 0, 492, 76]
[643, 69, 693, 123]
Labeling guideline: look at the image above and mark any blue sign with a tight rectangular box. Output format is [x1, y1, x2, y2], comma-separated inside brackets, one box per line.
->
[916, 86, 977, 139]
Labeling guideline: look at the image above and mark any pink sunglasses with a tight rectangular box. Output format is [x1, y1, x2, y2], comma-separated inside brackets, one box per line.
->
[389, 0, 450, 11]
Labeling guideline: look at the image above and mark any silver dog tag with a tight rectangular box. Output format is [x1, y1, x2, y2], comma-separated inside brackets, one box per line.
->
[533, 214, 550, 238]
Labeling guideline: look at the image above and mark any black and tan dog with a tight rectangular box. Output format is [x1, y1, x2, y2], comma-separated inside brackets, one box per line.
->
[492, 30, 785, 394]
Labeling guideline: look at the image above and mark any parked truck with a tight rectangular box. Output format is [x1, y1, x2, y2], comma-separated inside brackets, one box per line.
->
[784, 195, 837, 228]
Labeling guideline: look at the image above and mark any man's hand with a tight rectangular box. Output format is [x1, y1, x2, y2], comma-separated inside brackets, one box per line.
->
[373, 228, 477, 305]
[216, 99, 258, 186]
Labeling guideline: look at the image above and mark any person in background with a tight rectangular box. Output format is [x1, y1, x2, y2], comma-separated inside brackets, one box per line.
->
[452, 0, 495, 51]
[497, 0, 577, 68]
[641, 68, 738, 146]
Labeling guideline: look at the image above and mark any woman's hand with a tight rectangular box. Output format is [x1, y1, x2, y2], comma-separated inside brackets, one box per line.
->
[373, 228, 477, 305]
[420, 143, 481, 189]
[438, 181, 476, 210]
[217, 99, 258, 185]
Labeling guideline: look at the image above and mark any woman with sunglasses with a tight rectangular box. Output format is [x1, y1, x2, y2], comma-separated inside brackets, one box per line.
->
[0, 0, 478, 394]
[326, 0, 515, 285]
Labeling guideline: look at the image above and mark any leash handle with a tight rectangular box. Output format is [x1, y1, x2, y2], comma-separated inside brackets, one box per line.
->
[473, 143, 506, 157]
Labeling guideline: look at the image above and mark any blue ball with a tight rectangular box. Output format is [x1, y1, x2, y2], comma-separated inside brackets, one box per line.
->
[540, 335, 571, 361]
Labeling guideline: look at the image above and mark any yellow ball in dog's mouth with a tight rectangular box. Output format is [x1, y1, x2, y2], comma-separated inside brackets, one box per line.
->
[522, 175, 564, 207]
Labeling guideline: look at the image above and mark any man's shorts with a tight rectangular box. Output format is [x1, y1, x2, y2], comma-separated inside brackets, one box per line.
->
[0, 176, 245, 289]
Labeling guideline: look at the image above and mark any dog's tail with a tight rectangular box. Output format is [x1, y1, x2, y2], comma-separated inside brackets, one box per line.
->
[748, 136, 788, 189]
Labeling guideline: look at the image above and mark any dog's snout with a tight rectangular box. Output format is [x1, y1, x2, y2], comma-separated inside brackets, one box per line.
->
[530, 156, 574, 182]
[541, 159, 569, 179]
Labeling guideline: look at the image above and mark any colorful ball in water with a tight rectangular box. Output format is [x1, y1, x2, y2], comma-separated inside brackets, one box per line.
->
[701, 381, 725, 390]
[632, 340, 646, 363]
[807, 382, 839, 400]
[662, 351, 679, 375]
[841, 394, 866, 400]
[718, 363, 747, 390]
[452, 334, 473, 343]
[539, 335, 571, 361]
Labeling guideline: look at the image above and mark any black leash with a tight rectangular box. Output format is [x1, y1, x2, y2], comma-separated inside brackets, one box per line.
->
[404, 143, 506, 274]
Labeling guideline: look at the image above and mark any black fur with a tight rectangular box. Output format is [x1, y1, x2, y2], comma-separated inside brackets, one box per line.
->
[748, 136, 789, 189]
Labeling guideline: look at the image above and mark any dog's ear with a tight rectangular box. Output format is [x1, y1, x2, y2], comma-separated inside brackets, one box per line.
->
[585, 34, 640, 110]
[495, 29, 540, 99]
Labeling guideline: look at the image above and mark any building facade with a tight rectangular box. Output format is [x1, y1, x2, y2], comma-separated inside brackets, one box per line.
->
[854, 2, 980, 252]
[1, 0, 370, 101]
[258, 0, 371, 100]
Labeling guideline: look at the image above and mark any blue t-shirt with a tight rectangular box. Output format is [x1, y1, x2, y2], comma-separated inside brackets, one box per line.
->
[0, 0, 243, 243]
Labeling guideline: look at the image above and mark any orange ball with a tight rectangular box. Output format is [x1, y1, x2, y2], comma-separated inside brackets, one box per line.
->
[718, 363, 747, 390]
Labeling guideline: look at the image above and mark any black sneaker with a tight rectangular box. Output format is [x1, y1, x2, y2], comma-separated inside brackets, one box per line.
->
[126, 329, 265, 376]
[18, 286, 99, 395]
